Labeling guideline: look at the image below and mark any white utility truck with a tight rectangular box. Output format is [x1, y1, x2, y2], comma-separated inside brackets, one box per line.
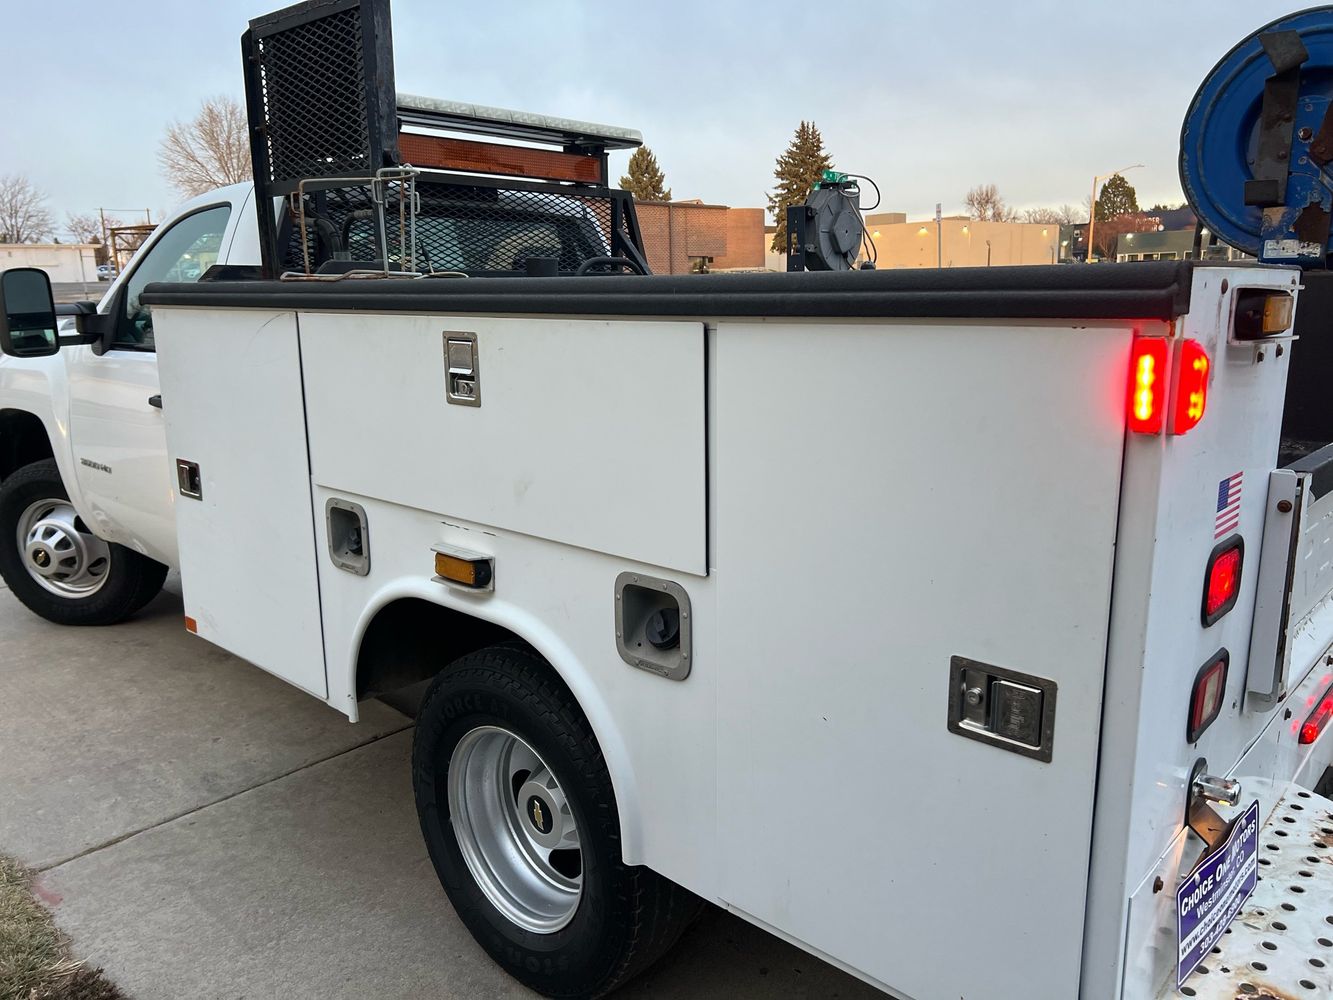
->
[2, 3, 1333, 998]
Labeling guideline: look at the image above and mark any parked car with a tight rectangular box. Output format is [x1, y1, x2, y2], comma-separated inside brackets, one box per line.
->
[96, 264, 116, 281]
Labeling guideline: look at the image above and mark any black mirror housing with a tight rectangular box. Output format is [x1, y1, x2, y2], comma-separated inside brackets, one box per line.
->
[0, 268, 60, 358]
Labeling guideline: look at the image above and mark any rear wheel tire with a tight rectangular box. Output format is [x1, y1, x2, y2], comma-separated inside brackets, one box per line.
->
[0, 459, 168, 626]
[412, 643, 701, 998]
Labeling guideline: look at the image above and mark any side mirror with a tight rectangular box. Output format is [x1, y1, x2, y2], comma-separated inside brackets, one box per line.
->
[0, 268, 59, 358]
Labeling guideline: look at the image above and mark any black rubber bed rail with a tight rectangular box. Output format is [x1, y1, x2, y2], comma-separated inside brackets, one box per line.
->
[143, 260, 1225, 321]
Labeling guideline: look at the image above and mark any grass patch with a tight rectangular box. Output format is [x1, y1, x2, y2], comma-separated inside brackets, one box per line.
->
[0, 856, 123, 1000]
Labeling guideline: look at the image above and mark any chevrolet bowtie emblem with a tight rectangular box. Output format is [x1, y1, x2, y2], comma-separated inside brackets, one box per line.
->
[532, 800, 545, 829]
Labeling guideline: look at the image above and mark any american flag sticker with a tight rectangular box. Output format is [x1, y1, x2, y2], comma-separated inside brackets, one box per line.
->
[1215, 472, 1243, 538]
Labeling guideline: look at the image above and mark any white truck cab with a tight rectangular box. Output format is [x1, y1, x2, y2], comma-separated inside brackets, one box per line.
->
[0, 185, 261, 621]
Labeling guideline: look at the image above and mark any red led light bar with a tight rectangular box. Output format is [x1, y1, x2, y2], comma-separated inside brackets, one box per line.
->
[1171, 339, 1209, 435]
[1127, 338, 1168, 434]
[1300, 676, 1333, 745]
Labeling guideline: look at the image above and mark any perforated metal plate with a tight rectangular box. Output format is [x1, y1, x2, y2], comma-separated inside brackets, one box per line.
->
[1172, 785, 1333, 998]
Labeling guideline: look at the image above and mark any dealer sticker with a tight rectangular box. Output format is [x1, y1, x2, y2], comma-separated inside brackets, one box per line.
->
[1176, 799, 1260, 989]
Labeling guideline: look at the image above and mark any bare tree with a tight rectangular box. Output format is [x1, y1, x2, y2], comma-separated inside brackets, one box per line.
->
[158, 96, 250, 198]
[1021, 207, 1065, 225]
[0, 174, 55, 243]
[964, 183, 1018, 222]
[1055, 203, 1084, 225]
[66, 212, 123, 264]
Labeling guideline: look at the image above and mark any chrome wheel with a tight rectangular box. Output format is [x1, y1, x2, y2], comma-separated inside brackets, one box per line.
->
[448, 725, 583, 933]
[17, 498, 111, 598]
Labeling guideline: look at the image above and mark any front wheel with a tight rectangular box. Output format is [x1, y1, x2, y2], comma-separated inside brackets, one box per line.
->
[0, 459, 168, 626]
[412, 644, 700, 998]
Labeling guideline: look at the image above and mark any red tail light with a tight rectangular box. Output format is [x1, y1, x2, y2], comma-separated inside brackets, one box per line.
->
[1171, 339, 1210, 435]
[1202, 537, 1243, 626]
[1188, 650, 1229, 743]
[1300, 676, 1333, 745]
[1127, 338, 1168, 434]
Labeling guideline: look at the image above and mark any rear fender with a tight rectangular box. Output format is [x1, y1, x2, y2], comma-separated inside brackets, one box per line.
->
[343, 577, 645, 862]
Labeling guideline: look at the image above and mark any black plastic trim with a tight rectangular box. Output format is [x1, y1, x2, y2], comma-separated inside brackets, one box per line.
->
[1187, 649, 1230, 744]
[1202, 535, 1245, 627]
[142, 260, 1202, 320]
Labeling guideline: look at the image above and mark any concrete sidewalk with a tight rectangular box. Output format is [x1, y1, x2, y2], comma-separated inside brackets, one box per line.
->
[1, 581, 879, 999]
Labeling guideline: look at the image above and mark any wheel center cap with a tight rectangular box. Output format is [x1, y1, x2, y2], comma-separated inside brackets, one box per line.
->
[527, 795, 554, 835]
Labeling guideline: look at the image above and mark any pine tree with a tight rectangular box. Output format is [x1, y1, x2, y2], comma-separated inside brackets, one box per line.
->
[767, 121, 834, 253]
[1095, 173, 1140, 221]
[619, 147, 671, 202]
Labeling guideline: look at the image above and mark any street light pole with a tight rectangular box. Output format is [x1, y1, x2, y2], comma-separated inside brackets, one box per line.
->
[1086, 163, 1144, 262]
[935, 202, 942, 269]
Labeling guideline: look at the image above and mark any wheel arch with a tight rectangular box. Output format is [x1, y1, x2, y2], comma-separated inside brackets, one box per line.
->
[348, 582, 645, 862]
[0, 408, 55, 481]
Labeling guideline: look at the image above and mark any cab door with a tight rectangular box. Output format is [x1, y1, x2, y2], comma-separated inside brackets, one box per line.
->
[66, 203, 235, 566]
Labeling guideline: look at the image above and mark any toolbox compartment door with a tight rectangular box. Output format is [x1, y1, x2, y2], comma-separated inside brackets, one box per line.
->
[713, 319, 1133, 1000]
[296, 313, 707, 576]
[156, 308, 328, 698]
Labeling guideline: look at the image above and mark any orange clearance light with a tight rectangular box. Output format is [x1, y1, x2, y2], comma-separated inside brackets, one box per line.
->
[184, 616, 198, 634]
[1300, 675, 1333, 745]
[1127, 338, 1168, 434]
[1171, 339, 1210, 435]
[433, 545, 494, 591]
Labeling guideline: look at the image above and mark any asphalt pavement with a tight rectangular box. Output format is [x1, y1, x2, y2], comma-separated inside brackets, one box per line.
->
[0, 576, 879, 1000]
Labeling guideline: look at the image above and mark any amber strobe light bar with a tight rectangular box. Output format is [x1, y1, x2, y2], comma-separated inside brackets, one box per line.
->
[397, 133, 604, 184]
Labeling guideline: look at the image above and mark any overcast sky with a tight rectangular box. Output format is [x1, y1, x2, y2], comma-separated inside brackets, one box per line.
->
[2, 0, 1301, 234]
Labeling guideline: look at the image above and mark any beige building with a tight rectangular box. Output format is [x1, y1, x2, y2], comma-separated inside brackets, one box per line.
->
[1, 243, 99, 283]
[863, 214, 1060, 269]
[764, 213, 1060, 270]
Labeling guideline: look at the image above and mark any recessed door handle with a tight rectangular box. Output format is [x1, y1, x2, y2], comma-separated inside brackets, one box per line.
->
[148, 395, 162, 409]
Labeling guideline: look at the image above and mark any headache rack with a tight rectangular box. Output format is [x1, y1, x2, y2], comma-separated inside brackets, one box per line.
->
[240, 0, 649, 278]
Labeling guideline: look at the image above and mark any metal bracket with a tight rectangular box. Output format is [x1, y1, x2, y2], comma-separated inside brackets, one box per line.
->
[1246, 31, 1308, 209]
[1246, 470, 1306, 706]
[1185, 759, 1242, 852]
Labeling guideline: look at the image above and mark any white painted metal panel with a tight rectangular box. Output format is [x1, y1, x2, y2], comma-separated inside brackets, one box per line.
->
[308, 487, 723, 885]
[713, 319, 1131, 1000]
[154, 307, 327, 698]
[297, 313, 706, 576]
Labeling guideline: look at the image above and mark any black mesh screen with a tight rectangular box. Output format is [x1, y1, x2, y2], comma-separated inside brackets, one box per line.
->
[283, 180, 626, 274]
[255, 5, 372, 184]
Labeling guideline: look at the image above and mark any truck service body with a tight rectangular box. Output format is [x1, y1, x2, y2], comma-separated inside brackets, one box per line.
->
[2, 2, 1333, 998]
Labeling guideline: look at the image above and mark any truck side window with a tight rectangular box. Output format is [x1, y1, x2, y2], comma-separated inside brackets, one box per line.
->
[114, 205, 231, 351]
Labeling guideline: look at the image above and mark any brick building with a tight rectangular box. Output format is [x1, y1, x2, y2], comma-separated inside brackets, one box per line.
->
[635, 200, 766, 274]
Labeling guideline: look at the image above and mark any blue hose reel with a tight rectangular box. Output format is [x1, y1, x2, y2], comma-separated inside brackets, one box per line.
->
[1181, 6, 1333, 265]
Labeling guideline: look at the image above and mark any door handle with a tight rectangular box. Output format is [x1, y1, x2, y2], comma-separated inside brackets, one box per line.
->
[148, 395, 162, 409]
